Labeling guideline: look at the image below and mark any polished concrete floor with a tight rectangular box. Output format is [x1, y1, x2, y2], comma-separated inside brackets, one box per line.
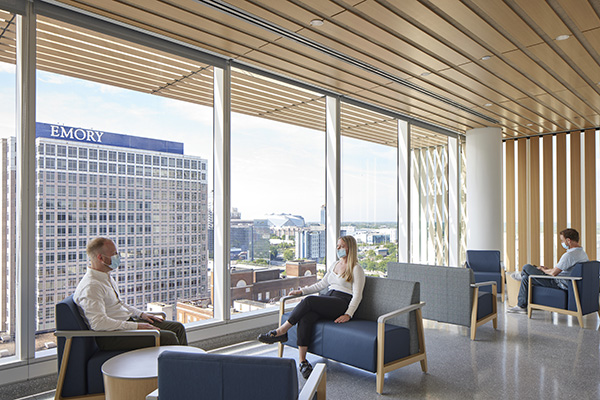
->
[14, 301, 600, 399]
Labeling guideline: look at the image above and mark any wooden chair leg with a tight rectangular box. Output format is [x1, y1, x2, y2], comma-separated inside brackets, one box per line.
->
[55, 338, 73, 400]
[277, 342, 283, 358]
[470, 288, 479, 340]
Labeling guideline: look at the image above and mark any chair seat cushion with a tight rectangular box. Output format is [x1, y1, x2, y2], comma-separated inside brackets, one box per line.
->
[282, 312, 410, 372]
[476, 292, 494, 320]
[532, 286, 567, 309]
[473, 272, 502, 293]
[87, 350, 124, 394]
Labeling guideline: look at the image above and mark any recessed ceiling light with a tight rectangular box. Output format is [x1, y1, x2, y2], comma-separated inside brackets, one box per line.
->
[526, 123, 533, 126]
[481, 55, 492, 61]
[484, 103, 492, 107]
[310, 19, 324, 27]
[420, 72, 431, 77]
[556, 34, 570, 41]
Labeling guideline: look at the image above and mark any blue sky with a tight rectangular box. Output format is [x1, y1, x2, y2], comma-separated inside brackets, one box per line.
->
[0, 62, 398, 222]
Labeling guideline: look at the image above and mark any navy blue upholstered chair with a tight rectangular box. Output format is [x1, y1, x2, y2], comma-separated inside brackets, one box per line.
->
[466, 250, 505, 302]
[147, 351, 326, 400]
[55, 295, 160, 400]
[528, 261, 600, 326]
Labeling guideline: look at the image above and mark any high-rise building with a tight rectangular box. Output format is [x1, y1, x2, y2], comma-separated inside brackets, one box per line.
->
[295, 227, 326, 263]
[1, 123, 209, 335]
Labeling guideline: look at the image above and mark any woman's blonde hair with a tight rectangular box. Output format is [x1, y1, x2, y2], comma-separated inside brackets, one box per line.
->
[339, 235, 358, 282]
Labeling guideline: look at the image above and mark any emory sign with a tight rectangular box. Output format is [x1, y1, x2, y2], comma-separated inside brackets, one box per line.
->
[35, 122, 185, 155]
[49, 125, 105, 143]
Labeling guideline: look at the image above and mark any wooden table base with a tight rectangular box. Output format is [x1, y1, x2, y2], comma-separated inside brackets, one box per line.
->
[104, 375, 158, 400]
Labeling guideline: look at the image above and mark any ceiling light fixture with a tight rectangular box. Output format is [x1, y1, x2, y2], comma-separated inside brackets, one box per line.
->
[481, 55, 492, 61]
[526, 123, 533, 126]
[484, 103, 492, 107]
[420, 72, 431, 77]
[310, 19, 324, 27]
[556, 34, 570, 41]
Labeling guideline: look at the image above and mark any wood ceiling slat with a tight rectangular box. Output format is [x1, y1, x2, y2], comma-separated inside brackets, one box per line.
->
[502, 49, 567, 93]
[231, 71, 322, 100]
[231, 80, 318, 106]
[527, 43, 591, 89]
[428, 0, 516, 54]
[469, 0, 542, 47]
[513, 0, 570, 40]
[553, 40, 600, 84]
[556, 0, 600, 31]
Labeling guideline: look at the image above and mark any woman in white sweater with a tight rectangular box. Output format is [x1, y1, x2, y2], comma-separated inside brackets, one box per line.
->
[258, 235, 366, 379]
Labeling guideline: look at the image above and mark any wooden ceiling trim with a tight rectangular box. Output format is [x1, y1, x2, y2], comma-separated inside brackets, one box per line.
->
[555, 0, 600, 32]
[37, 17, 208, 72]
[231, 78, 319, 105]
[231, 71, 324, 100]
[58, 0, 257, 58]
[512, 0, 570, 40]
[529, 42, 598, 89]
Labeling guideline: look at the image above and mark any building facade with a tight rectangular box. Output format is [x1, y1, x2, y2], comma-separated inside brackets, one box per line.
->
[295, 227, 326, 263]
[1, 123, 209, 334]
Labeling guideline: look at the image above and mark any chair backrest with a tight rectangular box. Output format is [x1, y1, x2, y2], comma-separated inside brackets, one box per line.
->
[354, 276, 421, 354]
[567, 261, 600, 314]
[466, 250, 501, 273]
[157, 351, 299, 400]
[56, 295, 98, 397]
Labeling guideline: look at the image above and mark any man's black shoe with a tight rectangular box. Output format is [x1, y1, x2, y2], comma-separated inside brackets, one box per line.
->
[299, 360, 313, 379]
[257, 330, 288, 344]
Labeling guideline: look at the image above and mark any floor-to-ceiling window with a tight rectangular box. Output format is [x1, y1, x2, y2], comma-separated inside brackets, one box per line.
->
[229, 68, 325, 315]
[340, 103, 398, 274]
[0, 8, 17, 362]
[32, 16, 215, 353]
[410, 128, 451, 266]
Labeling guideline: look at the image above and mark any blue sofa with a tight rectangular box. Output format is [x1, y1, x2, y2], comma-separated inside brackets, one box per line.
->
[55, 295, 160, 400]
[528, 261, 600, 326]
[387, 262, 497, 340]
[277, 277, 426, 394]
[148, 351, 326, 400]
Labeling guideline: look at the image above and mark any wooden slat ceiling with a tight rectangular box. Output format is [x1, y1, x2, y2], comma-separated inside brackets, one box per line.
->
[5, 0, 600, 143]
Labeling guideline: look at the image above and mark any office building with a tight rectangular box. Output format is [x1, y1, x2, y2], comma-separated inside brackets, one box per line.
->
[295, 227, 326, 263]
[1, 123, 209, 335]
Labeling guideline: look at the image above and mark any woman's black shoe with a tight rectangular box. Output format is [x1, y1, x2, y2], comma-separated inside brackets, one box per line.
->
[299, 360, 313, 379]
[257, 329, 288, 344]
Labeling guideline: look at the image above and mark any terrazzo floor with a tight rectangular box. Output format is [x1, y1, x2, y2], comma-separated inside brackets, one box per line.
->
[12, 301, 600, 399]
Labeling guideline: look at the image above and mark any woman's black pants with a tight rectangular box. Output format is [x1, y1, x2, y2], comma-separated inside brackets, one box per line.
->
[286, 290, 351, 347]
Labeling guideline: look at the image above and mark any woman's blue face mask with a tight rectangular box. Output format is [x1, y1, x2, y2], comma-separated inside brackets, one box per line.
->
[337, 248, 347, 258]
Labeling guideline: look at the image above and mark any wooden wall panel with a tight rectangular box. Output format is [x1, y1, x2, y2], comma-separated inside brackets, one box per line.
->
[505, 140, 516, 272]
[517, 138, 528, 268]
[529, 136, 540, 266]
[584, 129, 596, 259]
[542, 135, 553, 267]
[570, 131, 582, 232]
[556, 133, 567, 259]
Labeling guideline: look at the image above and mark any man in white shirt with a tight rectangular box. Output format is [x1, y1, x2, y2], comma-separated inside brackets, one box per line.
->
[507, 228, 589, 313]
[73, 237, 187, 350]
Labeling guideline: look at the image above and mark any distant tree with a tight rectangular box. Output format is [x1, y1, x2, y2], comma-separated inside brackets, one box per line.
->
[270, 248, 278, 260]
[283, 249, 295, 261]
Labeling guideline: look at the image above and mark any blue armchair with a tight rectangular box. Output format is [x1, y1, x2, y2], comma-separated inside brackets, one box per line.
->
[466, 250, 505, 302]
[527, 261, 600, 326]
[54, 295, 160, 400]
[146, 351, 326, 400]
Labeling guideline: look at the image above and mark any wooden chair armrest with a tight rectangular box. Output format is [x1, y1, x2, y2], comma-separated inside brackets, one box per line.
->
[528, 275, 581, 281]
[377, 302, 426, 324]
[298, 363, 326, 400]
[470, 281, 497, 288]
[55, 329, 160, 340]
[279, 294, 304, 319]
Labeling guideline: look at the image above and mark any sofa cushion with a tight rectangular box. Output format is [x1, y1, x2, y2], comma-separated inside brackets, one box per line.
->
[476, 292, 494, 320]
[281, 313, 410, 373]
[532, 286, 567, 309]
[322, 320, 410, 372]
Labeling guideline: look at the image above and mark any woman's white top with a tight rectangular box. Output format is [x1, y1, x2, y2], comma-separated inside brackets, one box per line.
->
[300, 261, 366, 317]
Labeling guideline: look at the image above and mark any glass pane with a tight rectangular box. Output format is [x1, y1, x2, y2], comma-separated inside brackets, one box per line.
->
[340, 102, 398, 275]
[410, 128, 449, 265]
[230, 68, 325, 315]
[34, 16, 214, 354]
[0, 9, 17, 362]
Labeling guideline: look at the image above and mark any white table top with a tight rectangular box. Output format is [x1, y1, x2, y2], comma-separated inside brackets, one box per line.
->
[102, 345, 205, 379]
